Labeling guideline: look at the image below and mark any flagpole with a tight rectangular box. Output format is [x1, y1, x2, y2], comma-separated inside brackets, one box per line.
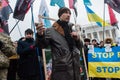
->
[9, 20, 20, 34]
[38, 16, 48, 80]
[103, 0, 106, 42]
[42, 49, 47, 80]
[72, 8, 90, 80]
[38, 15, 57, 21]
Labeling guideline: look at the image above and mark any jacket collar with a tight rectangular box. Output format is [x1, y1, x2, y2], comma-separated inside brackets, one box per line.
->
[52, 22, 65, 36]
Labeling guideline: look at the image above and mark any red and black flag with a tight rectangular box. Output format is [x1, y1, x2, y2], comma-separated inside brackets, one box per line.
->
[1, 0, 13, 20]
[108, 5, 118, 26]
[68, 0, 78, 17]
[108, 5, 119, 29]
[105, 0, 120, 14]
[13, 0, 34, 21]
[0, 0, 13, 35]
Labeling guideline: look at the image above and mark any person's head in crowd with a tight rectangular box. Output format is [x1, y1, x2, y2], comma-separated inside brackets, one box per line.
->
[104, 38, 117, 46]
[92, 39, 98, 47]
[99, 41, 104, 48]
[58, 7, 71, 22]
[25, 28, 33, 39]
[105, 38, 113, 44]
[84, 38, 90, 45]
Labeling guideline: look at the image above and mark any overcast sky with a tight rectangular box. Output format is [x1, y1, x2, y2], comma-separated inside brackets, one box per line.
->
[8, 0, 120, 41]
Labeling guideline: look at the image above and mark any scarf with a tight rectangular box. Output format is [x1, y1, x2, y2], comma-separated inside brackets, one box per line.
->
[57, 20, 76, 51]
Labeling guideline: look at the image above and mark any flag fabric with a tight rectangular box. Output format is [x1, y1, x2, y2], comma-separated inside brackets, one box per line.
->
[1, 0, 8, 7]
[50, 0, 65, 8]
[0, 0, 13, 35]
[85, 5, 110, 27]
[39, 0, 51, 28]
[0, 28, 4, 32]
[105, 0, 120, 14]
[1, 21, 9, 34]
[108, 5, 118, 26]
[68, 0, 77, 16]
[1, 0, 13, 20]
[13, 0, 35, 21]
[83, 0, 92, 6]
[69, 0, 74, 8]
[108, 5, 119, 29]
[42, 12, 51, 28]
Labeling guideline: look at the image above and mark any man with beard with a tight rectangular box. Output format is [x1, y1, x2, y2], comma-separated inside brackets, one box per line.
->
[17, 29, 44, 80]
[36, 7, 82, 80]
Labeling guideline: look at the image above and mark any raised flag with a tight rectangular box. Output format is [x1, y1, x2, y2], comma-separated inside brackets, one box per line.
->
[0, 28, 3, 32]
[1, 0, 13, 20]
[108, 5, 119, 29]
[0, 0, 13, 35]
[13, 0, 34, 21]
[83, 0, 92, 6]
[68, 0, 77, 16]
[105, 0, 120, 14]
[69, 0, 74, 8]
[39, 0, 51, 28]
[85, 5, 110, 27]
[108, 5, 118, 26]
[50, 0, 65, 8]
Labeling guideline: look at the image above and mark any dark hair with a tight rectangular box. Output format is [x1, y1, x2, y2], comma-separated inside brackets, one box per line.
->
[58, 7, 71, 17]
[25, 28, 33, 35]
[84, 38, 90, 42]
[92, 39, 97, 42]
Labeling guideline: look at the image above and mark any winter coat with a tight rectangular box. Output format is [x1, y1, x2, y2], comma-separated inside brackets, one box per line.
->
[17, 38, 43, 78]
[36, 22, 82, 80]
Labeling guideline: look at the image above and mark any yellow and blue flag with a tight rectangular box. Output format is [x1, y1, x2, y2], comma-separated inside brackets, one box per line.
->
[85, 5, 110, 27]
[88, 46, 120, 78]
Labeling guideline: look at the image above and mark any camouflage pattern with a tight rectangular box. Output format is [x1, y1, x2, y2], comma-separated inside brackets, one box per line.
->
[0, 69, 8, 80]
[0, 33, 16, 57]
[0, 51, 9, 68]
[0, 32, 17, 80]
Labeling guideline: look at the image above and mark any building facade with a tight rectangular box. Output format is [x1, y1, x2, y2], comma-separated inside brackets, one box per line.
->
[81, 24, 118, 43]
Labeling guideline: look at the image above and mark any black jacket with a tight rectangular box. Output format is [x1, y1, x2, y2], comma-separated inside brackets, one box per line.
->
[36, 22, 82, 80]
[17, 38, 43, 78]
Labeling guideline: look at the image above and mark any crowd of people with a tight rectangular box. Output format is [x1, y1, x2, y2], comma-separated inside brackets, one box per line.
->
[81, 38, 119, 80]
[46, 37, 120, 80]
[0, 6, 120, 80]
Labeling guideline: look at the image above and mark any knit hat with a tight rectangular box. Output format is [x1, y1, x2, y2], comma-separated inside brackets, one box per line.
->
[58, 7, 71, 17]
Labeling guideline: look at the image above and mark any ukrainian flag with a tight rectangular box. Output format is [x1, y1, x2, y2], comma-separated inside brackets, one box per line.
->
[88, 46, 120, 78]
[85, 5, 110, 27]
